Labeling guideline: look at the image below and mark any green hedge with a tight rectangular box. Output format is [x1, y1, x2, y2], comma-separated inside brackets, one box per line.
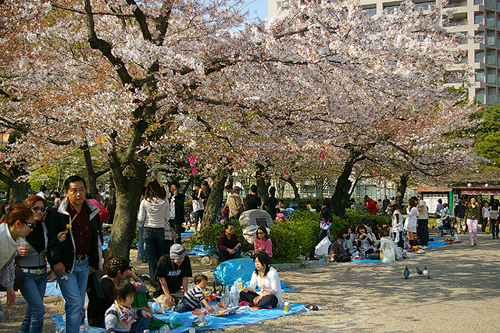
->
[192, 209, 391, 263]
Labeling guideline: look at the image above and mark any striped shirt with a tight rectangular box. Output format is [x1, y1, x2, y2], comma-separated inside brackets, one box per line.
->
[181, 285, 205, 309]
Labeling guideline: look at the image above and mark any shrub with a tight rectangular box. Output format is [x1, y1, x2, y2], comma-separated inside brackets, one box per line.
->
[343, 209, 391, 230]
[285, 211, 321, 255]
[269, 225, 301, 264]
[198, 219, 250, 254]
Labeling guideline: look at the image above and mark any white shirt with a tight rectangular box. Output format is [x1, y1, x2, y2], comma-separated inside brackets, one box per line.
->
[138, 198, 170, 229]
[170, 196, 176, 219]
[405, 207, 419, 233]
[35, 191, 46, 199]
[249, 267, 284, 307]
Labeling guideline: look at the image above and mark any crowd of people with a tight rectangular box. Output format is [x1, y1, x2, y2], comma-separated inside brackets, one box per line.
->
[2, 174, 500, 332]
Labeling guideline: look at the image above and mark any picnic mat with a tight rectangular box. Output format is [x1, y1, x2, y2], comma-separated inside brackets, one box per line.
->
[352, 259, 390, 263]
[426, 241, 446, 247]
[52, 302, 306, 332]
[45, 280, 63, 297]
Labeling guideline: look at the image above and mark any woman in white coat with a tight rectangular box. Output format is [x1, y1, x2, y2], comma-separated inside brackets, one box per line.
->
[0, 204, 34, 323]
[405, 197, 419, 249]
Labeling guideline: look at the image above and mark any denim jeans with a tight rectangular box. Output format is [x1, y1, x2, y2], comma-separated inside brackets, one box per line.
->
[131, 315, 151, 332]
[20, 272, 47, 333]
[173, 299, 200, 313]
[144, 227, 165, 283]
[193, 210, 204, 230]
[218, 246, 241, 262]
[137, 221, 147, 262]
[490, 218, 499, 239]
[56, 258, 89, 333]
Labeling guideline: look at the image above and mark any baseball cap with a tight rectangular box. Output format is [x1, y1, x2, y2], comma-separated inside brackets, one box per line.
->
[170, 244, 186, 259]
[107, 256, 132, 273]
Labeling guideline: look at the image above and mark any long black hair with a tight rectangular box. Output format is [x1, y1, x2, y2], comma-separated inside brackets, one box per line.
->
[254, 252, 271, 277]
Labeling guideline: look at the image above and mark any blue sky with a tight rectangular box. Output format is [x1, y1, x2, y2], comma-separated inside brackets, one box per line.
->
[241, 0, 268, 22]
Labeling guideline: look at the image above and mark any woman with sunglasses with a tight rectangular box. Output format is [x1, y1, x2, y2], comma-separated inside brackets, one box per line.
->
[16, 195, 51, 333]
[0, 204, 34, 324]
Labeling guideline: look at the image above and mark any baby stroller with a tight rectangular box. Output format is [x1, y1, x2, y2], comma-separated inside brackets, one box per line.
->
[439, 216, 455, 236]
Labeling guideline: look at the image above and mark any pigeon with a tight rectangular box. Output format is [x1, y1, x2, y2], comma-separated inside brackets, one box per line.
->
[416, 266, 423, 276]
[423, 266, 430, 279]
[404, 266, 410, 279]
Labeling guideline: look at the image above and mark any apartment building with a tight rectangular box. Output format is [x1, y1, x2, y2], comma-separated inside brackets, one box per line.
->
[268, 0, 500, 105]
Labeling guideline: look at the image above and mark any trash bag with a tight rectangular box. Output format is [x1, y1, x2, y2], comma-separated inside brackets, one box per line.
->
[314, 237, 331, 257]
[213, 258, 255, 287]
[242, 225, 260, 244]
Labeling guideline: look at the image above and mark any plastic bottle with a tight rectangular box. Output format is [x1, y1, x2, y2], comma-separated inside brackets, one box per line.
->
[224, 284, 230, 305]
[236, 277, 244, 291]
[230, 283, 239, 307]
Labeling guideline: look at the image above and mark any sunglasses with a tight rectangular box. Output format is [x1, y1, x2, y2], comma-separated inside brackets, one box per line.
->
[24, 221, 35, 228]
[31, 206, 46, 212]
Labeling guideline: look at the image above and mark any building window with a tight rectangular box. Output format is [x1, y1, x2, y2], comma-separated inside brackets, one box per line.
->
[445, 0, 467, 8]
[487, 69, 496, 83]
[475, 13, 484, 24]
[487, 50, 496, 64]
[476, 89, 485, 103]
[487, 32, 495, 46]
[486, 0, 495, 7]
[414, 1, 435, 10]
[384, 4, 400, 13]
[476, 70, 485, 82]
[475, 51, 484, 62]
[362, 6, 377, 16]
[486, 13, 495, 27]
[475, 0, 483, 5]
[487, 88, 496, 104]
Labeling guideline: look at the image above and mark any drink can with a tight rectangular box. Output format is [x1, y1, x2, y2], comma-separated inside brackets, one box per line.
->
[284, 301, 289, 312]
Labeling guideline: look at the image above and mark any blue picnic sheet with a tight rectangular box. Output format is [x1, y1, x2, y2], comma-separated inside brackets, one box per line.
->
[188, 245, 212, 256]
[352, 259, 390, 263]
[102, 236, 110, 251]
[427, 241, 446, 247]
[45, 280, 63, 297]
[52, 302, 306, 332]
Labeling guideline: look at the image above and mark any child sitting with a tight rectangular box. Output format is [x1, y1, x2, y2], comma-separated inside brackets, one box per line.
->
[275, 207, 286, 223]
[254, 226, 273, 263]
[104, 280, 152, 333]
[218, 206, 229, 224]
[173, 274, 214, 313]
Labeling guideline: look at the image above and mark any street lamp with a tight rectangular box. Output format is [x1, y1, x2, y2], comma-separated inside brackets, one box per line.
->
[0, 133, 10, 159]
[93, 135, 108, 158]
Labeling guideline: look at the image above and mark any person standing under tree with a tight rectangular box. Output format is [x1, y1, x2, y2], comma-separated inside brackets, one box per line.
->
[46, 176, 103, 333]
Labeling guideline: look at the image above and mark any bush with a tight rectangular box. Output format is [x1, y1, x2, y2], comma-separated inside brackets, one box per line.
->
[269, 225, 301, 264]
[285, 211, 321, 255]
[197, 219, 250, 254]
[343, 209, 391, 230]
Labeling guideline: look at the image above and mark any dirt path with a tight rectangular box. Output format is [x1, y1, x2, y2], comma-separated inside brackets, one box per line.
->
[2, 231, 500, 332]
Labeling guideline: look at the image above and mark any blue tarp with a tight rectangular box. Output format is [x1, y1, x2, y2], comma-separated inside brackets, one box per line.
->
[213, 258, 255, 287]
[45, 280, 63, 297]
[102, 236, 110, 251]
[52, 302, 306, 332]
[188, 245, 212, 256]
[426, 241, 446, 247]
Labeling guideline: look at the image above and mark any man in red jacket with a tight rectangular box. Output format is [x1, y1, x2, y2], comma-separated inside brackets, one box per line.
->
[364, 195, 378, 215]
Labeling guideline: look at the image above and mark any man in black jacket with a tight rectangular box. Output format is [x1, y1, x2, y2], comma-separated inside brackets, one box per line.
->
[169, 181, 185, 244]
[46, 175, 103, 333]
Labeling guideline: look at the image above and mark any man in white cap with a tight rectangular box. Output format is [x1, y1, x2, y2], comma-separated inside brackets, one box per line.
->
[153, 244, 192, 309]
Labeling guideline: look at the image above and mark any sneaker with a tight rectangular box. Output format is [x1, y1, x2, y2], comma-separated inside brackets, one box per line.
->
[416, 249, 425, 254]
[421, 245, 427, 249]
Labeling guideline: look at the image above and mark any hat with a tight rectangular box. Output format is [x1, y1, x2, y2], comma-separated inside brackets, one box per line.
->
[107, 256, 132, 273]
[233, 186, 241, 192]
[170, 244, 186, 259]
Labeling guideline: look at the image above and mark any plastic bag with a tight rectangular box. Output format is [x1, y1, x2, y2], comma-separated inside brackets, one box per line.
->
[315, 237, 331, 256]
[381, 247, 395, 262]
[213, 258, 255, 286]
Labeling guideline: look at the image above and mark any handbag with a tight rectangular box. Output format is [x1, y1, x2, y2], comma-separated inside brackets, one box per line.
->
[320, 220, 332, 230]
[0, 265, 25, 291]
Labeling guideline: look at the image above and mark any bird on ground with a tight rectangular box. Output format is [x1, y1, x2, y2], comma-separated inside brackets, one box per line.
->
[404, 266, 410, 279]
[423, 266, 430, 279]
[416, 267, 423, 276]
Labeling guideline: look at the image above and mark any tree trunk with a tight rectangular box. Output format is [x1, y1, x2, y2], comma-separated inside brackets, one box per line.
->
[107, 160, 147, 260]
[396, 172, 410, 207]
[200, 168, 227, 231]
[256, 164, 270, 208]
[331, 151, 363, 217]
[0, 166, 29, 204]
[281, 176, 300, 200]
[82, 144, 98, 199]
